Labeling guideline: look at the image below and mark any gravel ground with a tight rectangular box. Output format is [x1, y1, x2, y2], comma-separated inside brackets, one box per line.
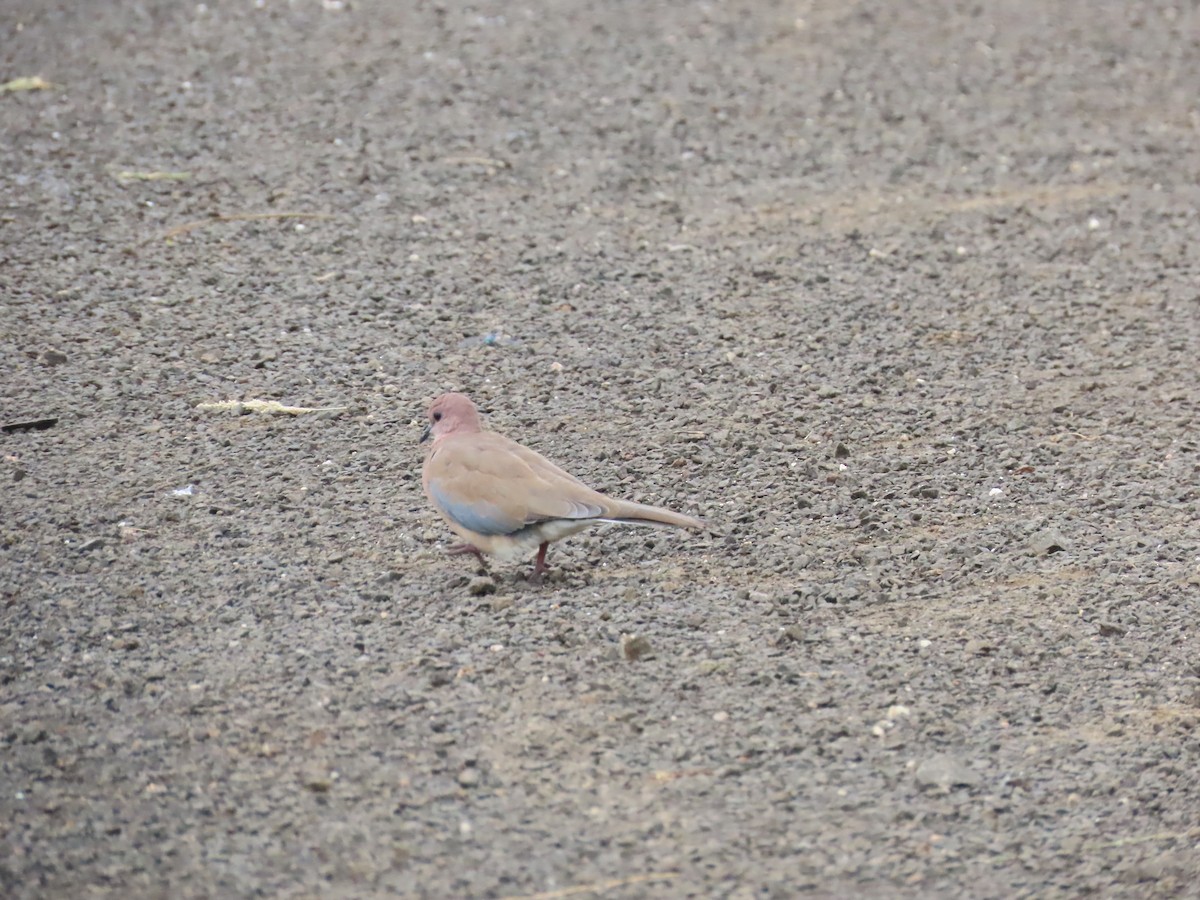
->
[3, 1, 1200, 897]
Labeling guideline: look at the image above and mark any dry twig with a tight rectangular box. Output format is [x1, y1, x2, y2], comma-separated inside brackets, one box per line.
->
[196, 400, 348, 417]
[114, 170, 192, 182]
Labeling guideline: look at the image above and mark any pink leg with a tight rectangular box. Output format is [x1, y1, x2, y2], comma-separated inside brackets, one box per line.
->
[530, 542, 550, 583]
[448, 543, 486, 566]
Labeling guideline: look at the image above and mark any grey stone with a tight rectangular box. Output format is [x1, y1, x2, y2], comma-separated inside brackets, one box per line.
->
[915, 754, 981, 790]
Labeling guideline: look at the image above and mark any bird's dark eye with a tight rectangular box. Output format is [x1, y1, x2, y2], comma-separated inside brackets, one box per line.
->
[432, 411, 442, 422]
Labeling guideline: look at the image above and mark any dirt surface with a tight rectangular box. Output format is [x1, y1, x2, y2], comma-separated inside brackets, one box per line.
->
[3, 0, 1200, 897]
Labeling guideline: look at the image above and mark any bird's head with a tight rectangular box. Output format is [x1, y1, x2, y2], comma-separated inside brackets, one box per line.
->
[421, 392, 483, 443]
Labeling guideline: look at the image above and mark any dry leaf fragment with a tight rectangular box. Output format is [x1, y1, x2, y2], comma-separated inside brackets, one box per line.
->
[1, 76, 56, 93]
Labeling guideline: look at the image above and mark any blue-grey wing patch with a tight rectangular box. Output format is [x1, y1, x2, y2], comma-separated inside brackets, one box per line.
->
[428, 481, 518, 536]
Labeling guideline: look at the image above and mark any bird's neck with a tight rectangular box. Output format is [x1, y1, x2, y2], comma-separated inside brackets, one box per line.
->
[435, 425, 483, 443]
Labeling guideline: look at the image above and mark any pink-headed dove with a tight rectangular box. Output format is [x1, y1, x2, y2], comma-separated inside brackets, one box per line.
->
[421, 393, 704, 579]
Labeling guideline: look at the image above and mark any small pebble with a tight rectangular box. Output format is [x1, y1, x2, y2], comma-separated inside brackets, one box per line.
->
[915, 754, 980, 790]
[775, 624, 805, 644]
[467, 576, 496, 596]
[621, 634, 653, 661]
[303, 773, 333, 793]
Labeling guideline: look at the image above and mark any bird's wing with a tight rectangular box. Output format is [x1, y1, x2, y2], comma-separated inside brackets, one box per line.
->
[425, 433, 607, 536]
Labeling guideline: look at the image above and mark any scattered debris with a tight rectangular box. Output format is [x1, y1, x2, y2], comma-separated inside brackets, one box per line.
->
[114, 170, 192, 182]
[498, 872, 678, 900]
[142, 211, 333, 245]
[458, 332, 519, 349]
[441, 155, 510, 170]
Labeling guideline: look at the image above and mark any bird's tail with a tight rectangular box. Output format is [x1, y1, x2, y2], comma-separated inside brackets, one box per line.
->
[601, 500, 705, 532]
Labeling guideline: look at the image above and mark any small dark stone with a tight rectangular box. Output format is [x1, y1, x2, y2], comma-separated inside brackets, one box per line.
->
[467, 576, 496, 596]
[964, 639, 994, 656]
[304, 775, 332, 793]
[1030, 530, 1069, 555]
[2, 418, 59, 433]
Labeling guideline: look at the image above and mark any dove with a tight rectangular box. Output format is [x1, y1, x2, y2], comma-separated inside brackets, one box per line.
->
[420, 393, 704, 580]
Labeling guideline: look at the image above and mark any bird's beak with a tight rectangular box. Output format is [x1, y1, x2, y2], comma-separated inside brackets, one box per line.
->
[419, 422, 432, 444]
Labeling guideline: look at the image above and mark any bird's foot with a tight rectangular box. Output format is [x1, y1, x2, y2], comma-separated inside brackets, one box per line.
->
[527, 541, 550, 585]
[447, 543, 487, 571]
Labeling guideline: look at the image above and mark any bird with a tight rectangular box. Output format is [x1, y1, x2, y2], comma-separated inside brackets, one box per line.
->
[420, 392, 704, 580]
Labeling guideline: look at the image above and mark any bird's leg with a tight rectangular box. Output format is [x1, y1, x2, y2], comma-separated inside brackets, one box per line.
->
[447, 543, 486, 566]
[529, 542, 550, 584]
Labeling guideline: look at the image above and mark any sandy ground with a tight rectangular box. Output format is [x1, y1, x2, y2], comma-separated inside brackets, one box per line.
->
[3, 0, 1200, 897]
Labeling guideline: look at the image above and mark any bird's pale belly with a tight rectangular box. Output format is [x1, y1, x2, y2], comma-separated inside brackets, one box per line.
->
[451, 518, 596, 562]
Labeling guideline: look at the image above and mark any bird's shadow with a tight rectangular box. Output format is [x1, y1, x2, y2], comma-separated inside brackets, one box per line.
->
[450, 563, 591, 591]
